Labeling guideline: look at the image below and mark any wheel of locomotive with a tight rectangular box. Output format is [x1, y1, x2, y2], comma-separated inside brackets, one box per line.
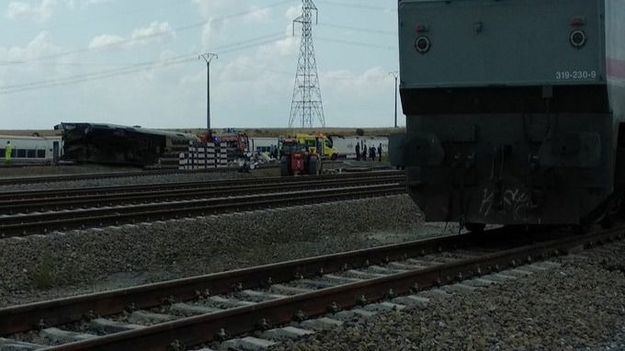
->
[280, 156, 290, 176]
[465, 223, 486, 233]
[600, 197, 622, 229]
[575, 223, 592, 235]
[600, 216, 614, 229]
[579, 195, 623, 230]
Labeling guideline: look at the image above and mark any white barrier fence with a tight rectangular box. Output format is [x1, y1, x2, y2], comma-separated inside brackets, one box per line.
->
[178, 143, 229, 170]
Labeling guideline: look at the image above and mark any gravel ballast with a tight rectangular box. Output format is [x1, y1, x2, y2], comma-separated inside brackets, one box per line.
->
[272, 240, 625, 351]
[0, 194, 454, 307]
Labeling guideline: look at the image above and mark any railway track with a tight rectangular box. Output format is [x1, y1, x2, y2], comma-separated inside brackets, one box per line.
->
[0, 171, 405, 210]
[0, 168, 240, 187]
[0, 172, 404, 214]
[1, 226, 622, 351]
[0, 173, 406, 237]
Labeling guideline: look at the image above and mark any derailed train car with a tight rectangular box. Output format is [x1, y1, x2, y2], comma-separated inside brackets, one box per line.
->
[393, 0, 625, 229]
[56, 123, 198, 166]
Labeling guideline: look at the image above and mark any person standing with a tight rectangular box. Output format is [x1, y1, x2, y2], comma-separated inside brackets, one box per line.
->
[362, 143, 367, 161]
[378, 143, 383, 162]
[316, 137, 322, 157]
[370, 146, 376, 160]
[355, 143, 361, 161]
[4, 141, 13, 166]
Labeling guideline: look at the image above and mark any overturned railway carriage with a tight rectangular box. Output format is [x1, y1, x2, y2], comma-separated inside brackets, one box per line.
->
[56, 123, 197, 166]
[396, 0, 625, 226]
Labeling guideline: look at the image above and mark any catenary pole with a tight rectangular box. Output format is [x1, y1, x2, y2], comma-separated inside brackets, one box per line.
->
[390, 71, 399, 128]
[394, 75, 398, 128]
[199, 53, 218, 133]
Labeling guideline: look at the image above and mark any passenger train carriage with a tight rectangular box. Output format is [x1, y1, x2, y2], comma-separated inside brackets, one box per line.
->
[393, 0, 625, 229]
[0, 135, 63, 165]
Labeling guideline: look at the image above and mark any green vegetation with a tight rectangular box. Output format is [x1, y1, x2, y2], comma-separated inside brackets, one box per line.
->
[31, 256, 57, 290]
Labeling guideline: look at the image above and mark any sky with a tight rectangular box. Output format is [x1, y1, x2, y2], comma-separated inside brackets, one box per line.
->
[0, 0, 402, 130]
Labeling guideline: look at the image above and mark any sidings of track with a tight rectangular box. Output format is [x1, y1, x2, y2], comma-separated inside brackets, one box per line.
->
[0, 168, 240, 186]
[0, 172, 406, 237]
[0, 226, 622, 350]
[0, 171, 404, 213]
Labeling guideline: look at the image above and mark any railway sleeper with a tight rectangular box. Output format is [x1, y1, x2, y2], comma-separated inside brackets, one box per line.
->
[220, 336, 277, 351]
[170, 303, 223, 317]
[40, 327, 97, 344]
[89, 318, 144, 334]
[0, 337, 45, 351]
[128, 310, 176, 325]
[261, 326, 315, 343]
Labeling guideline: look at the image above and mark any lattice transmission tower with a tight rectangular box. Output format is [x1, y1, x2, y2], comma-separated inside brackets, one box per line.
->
[289, 0, 325, 128]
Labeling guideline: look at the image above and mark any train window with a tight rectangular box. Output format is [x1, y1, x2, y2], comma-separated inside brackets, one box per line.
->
[0, 149, 4, 158]
[37, 150, 46, 158]
[17, 149, 26, 158]
[27, 149, 36, 158]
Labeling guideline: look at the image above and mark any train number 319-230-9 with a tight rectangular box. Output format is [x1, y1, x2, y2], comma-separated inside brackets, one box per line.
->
[555, 70, 598, 80]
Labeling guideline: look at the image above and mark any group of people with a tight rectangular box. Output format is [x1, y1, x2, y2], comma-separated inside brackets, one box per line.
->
[355, 142, 383, 162]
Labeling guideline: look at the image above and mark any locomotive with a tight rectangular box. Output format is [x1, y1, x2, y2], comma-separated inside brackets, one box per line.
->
[393, 0, 625, 229]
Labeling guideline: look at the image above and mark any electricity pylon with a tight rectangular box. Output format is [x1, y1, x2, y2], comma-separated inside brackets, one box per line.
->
[289, 0, 325, 129]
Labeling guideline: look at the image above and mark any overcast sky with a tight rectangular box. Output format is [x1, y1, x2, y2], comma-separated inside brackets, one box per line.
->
[0, 0, 401, 130]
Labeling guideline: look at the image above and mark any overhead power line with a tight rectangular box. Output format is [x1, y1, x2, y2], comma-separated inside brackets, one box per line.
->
[0, 36, 396, 95]
[318, 23, 396, 36]
[0, 32, 285, 92]
[0, 34, 289, 95]
[0, 56, 196, 94]
[317, 37, 396, 50]
[315, 0, 390, 11]
[0, 0, 295, 66]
